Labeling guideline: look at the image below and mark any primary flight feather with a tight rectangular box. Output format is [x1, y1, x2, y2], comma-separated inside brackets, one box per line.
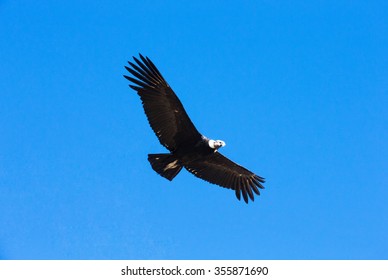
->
[124, 54, 265, 203]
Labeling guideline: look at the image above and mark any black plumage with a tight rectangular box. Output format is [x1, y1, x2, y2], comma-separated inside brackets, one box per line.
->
[124, 54, 265, 203]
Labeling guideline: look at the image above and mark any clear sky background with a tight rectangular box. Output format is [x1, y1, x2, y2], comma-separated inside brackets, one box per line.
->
[1, 1, 387, 260]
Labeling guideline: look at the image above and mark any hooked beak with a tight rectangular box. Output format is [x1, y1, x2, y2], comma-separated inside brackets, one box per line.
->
[217, 140, 226, 148]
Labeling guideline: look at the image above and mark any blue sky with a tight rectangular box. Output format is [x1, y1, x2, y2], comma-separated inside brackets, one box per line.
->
[0, 0, 387, 259]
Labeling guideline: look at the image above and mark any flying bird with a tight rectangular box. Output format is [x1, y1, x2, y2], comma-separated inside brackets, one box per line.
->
[124, 54, 265, 203]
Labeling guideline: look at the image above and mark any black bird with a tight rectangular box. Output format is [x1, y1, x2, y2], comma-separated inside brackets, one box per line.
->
[124, 54, 265, 203]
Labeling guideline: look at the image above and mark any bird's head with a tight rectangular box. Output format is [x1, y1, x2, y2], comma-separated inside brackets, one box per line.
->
[208, 139, 226, 150]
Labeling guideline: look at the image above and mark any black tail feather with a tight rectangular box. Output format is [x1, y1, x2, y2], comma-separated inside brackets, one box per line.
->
[148, 153, 182, 181]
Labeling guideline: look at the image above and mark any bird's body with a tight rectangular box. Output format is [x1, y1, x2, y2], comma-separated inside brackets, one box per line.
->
[124, 54, 265, 203]
[175, 136, 215, 160]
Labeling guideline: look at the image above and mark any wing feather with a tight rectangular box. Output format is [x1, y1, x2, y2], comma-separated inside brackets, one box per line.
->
[244, 179, 254, 202]
[241, 178, 249, 203]
[128, 61, 160, 85]
[133, 56, 161, 83]
[250, 178, 261, 195]
[141, 54, 166, 81]
[124, 75, 153, 90]
[125, 66, 153, 86]
[235, 188, 241, 201]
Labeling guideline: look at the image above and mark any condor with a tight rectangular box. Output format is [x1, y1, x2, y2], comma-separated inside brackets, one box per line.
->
[124, 54, 265, 203]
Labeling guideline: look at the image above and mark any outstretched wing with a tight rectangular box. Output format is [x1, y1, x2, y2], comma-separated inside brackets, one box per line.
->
[124, 54, 202, 151]
[184, 152, 265, 203]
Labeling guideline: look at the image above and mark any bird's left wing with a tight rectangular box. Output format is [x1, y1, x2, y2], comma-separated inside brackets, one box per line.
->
[184, 152, 265, 203]
[124, 54, 202, 151]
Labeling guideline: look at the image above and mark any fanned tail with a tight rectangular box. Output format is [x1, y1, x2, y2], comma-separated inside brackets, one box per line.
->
[147, 153, 182, 181]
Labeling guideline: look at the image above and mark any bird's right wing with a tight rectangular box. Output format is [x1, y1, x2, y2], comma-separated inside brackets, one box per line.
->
[184, 152, 265, 203]
[124, 54, 202, 151]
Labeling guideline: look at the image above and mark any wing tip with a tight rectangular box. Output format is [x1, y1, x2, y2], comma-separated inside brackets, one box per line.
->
[235, 189, 241, 201]
[235, 175, 266, 204]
